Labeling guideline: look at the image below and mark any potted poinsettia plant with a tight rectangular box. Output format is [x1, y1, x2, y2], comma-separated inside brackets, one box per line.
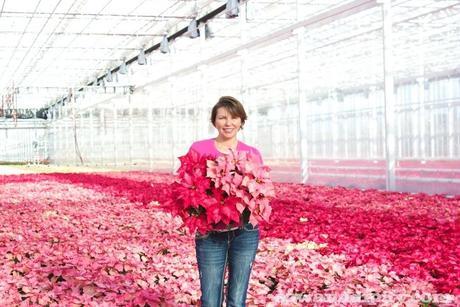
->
[169, 149, 275, 234]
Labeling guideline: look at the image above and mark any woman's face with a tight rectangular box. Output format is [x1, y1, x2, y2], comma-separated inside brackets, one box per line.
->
[214, 107, 242, 141]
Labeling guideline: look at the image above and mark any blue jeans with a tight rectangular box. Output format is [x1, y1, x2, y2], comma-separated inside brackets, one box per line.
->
[195, 224, 259, 307]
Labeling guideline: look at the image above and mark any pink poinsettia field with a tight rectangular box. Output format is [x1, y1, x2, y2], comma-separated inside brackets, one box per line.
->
[0, 171, 458, 306]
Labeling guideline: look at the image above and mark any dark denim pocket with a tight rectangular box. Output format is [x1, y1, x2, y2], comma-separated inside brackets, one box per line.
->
[195, 232, 210, 240]
[242, 223, 259, 232]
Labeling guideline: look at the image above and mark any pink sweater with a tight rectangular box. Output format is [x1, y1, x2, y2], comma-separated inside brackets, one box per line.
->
[187, 138, 263, 164]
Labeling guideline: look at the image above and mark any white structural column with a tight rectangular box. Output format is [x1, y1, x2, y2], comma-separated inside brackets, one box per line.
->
[2, 130, 6, 160]
[54, 108, 59, 164]
[332, 111, 339, 159]
[382, 0, 396, 190]
[54, 120, 59, 164]
[64, 109, 69, 165]
[43, 126, 49, 164]
[430, 102, 435, 157]
[295, 27, 309, 183]
[71, 94, 76, 164]
[100, 108, 105, 165]
[370, 88, 379, 158]
[396, 103, 402, 157]
[79, 109, 84, 164]
[415, 27, 425, 159]
[238, 1, 253, 142]
[129, 99, 134, 165]
[343, 116, 349, 159]
[447, 79, 455, 158]
[417, 77, 426, 157]
[198, 64, 209, 140]
[147, 92, 154, 169]
[50, 114, 56, 163]
[240, 51, 260, 150]
[250, 88, 260, 149]
[238, 49, 250, 143]
[356, 112, 362, 158]
[60, 107, 64, 163]
[89, 108, 94, 164]
[198, 23, 209, 140]
[283, 89, 289, 159]
[169, 76, 179, 171]
[239, 1, 248, 45]
[413, 79, 421, 158]
[113, 103, 118, 166]
[239, 49, 248, 101]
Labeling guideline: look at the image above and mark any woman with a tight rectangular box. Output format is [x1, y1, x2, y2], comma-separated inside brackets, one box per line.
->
[184, 96, 263, 307]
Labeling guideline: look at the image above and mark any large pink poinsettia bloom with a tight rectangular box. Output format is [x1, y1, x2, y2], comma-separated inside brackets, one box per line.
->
[208, 154, 236, 193]
[244, 196, 272, 226]
[235, 151, 260, 175]
[209, 150, 275, 226]
[205, 159, 220, 181]
[170, 148, 275, 233]
[244, 166, 275, 199]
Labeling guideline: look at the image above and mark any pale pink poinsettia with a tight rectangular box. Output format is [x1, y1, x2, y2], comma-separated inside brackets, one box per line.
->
[0, 175, 204, 306]
[205, 159, 219, 180]
[247, 166, 275, 198]
[1, 171, 458, 305]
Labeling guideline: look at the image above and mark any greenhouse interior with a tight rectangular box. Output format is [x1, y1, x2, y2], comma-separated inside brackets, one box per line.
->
[0, 0, 458, 305]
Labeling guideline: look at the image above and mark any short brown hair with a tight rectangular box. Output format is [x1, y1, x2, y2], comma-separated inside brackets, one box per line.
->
[211, 96, 247, 128]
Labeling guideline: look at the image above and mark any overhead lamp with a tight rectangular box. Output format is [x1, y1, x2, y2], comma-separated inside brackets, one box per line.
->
[226, 0, 239, 18]
[424, 80, 430, 90]
[188, 18, 200, 38]
[160, 35, 170, 53]
[205, 23, 214, 40]
[119, 58, 128, 74]
[336, 89, 344, 102]
[138, 48, 147, 65]
[106, 69, 113, 82]
[363, 88, 370, 99]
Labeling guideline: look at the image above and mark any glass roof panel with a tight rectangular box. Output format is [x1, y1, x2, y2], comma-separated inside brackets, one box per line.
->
[0, 0, 458, 109]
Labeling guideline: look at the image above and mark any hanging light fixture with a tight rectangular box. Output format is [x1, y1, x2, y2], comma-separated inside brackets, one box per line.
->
[106, 69, 113, 82]
[160, 35, 170, 53]
[119, 58, 128, 74]
[205, 23, 214, 40]
[226, 0, 239, 18]
[188, 18, 200, 38]
[138, 48, 146, 65]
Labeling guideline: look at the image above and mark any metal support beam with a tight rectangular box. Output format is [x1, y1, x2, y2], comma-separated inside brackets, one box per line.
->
[140, 0, 379, 90]
[296, 27, 309, 183]
[89, 108, 94, 163]
[382, 0, 396, 190]
[447, 80, 455, 158]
